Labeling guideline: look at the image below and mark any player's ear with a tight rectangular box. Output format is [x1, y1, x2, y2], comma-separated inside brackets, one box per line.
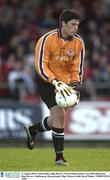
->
[62, 21, 66, 27]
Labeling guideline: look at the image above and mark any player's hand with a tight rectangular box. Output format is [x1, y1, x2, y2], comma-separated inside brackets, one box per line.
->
[69, 82, 80, 107]
[52, 79, 73, 97]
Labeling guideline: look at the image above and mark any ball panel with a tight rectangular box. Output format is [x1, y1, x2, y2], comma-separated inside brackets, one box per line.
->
[55, 90, 78, 108]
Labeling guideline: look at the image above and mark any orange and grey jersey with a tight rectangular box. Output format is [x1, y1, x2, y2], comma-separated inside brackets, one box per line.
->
[35, 29, 85, 85]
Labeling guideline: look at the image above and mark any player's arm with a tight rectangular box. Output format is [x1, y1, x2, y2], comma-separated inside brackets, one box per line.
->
[35, 37, 56, 83]
[70, 40, 85, 100]
[70, 40, 85, 86]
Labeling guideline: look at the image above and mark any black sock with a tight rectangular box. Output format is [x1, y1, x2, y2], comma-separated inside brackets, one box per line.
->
[29, 117, 51, 136]
[52, 127, 64, 161]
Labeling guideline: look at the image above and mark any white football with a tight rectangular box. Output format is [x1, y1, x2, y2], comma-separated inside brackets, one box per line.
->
[55, 90, 78, 108]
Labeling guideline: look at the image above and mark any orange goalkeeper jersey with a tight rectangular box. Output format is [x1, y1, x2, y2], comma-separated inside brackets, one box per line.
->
[35, 29, 85, 84]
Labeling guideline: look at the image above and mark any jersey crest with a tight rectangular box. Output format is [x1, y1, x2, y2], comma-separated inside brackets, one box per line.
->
[66, 48, 74, 57]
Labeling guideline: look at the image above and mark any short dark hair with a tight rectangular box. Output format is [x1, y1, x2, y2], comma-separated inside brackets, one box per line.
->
[59, 9, 81, 25]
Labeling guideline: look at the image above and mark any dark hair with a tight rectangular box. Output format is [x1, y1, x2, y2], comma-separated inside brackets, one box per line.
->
[59, 9, 81, 25]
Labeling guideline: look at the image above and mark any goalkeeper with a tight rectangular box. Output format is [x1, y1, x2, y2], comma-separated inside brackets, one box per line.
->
[24, 9, 85, 166]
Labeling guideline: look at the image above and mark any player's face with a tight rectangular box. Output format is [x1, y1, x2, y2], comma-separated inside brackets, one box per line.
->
[63, 19, 80, 37]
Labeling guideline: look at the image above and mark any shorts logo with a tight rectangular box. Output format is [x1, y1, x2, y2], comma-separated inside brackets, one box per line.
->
[66, 48, 74, 57]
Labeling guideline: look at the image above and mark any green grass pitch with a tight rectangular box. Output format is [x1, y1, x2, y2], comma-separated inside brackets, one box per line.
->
[0, 147, 110, 171]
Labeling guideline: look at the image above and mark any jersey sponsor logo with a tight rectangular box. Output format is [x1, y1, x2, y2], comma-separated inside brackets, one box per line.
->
[55, 56, 69, 61]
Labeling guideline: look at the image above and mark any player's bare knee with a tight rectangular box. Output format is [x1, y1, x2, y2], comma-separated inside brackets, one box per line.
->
[56, 112, 65, 122]
[54, 111, 65, 127]
[51, 106, 65, 120]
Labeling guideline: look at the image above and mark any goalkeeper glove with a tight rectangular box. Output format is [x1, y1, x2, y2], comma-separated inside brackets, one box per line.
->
[52, 79, 73, 97]
[70, 82, 80, 106]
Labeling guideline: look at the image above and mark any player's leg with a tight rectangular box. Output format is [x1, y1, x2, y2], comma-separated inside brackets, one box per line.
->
[28, 105, 68, 165]
[24, 116, 52, 149]
[24, 76, 68, 165]
[30, 75, 56, 135]
[49, 105, 68, 165]
[24, 76, 56, 149]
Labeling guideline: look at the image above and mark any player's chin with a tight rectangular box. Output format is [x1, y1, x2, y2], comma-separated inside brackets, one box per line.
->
[72, 31, 76, 35]
[69, 32, 75, 37]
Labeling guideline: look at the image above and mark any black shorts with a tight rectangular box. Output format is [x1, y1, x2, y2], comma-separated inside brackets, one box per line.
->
[37, 76, 57, 108]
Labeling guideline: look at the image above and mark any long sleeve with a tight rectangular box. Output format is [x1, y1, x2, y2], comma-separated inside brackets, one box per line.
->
[70, 40, 85, 84]
[35, 32, 56, 83]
